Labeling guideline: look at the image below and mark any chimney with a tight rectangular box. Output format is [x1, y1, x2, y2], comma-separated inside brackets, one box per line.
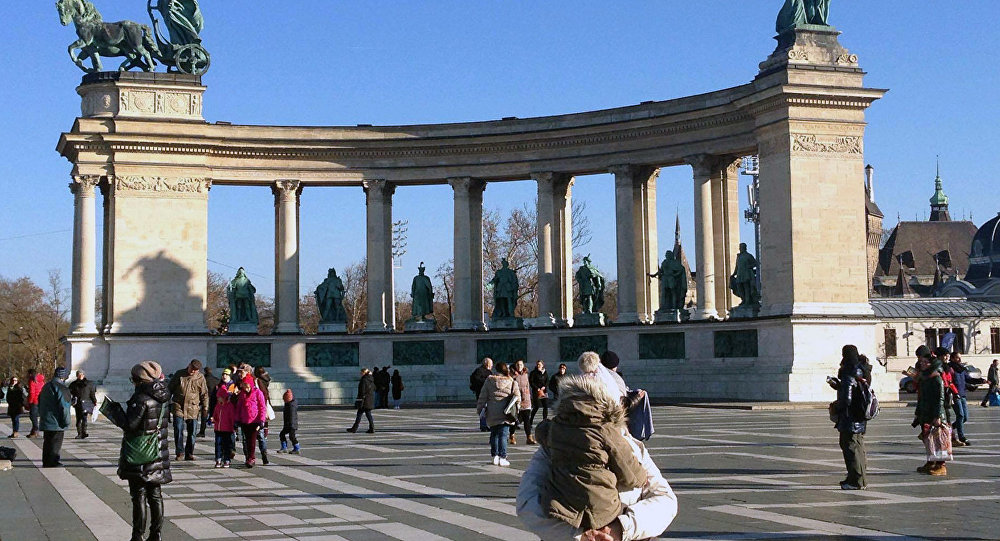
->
[864, 164, 875, 202]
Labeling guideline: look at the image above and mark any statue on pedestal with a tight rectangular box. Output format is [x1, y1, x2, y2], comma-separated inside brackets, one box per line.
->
[730, 243, 761, 318]
[776, 0, 831, 33]
[226, 267, 258, 331]
[575, 256, 606, 324]
[410, 262, 434, 321]
[315, 268, 347, 323]
[490, 259, 519, 319]
[649, 250, 689, 322]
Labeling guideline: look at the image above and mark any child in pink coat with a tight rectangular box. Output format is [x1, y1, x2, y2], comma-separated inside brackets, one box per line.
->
[212, 369, 237, 468]
[236, 375, 266, 467]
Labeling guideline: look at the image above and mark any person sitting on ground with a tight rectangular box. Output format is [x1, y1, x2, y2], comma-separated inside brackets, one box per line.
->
[277, 389, 300, 454]
[536, 374, 647, 534]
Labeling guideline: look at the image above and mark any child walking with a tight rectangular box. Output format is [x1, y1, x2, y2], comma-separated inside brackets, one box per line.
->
[212, 369, 237, 468]
[277, 389, 300, 454]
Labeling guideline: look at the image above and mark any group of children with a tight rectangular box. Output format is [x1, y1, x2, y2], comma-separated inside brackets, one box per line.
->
[210, 363, 299, 468]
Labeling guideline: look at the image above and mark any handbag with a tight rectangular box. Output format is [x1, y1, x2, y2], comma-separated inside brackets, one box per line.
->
[124, 403, 166, 466]
[626, 390, 654, 441]
[266, 403, 276, 421]
[924, 424, 953, 462]
[503, 381, 520, 423]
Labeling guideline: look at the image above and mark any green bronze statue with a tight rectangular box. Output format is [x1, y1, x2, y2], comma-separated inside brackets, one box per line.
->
[575, 255, 606, 315]
[57, 0, 210, 74]
[776, 0, 831, 33]
[315, 268, 347, 323]
[489, 258, 519, 319]
[410, 262, 434, 321]
[226, 267, 259, 325]
[649, 250, 688, 312]
[730, 243, 761, 311]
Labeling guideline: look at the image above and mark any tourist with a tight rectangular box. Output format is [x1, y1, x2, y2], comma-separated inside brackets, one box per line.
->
[236, 374, 267, 468]
[38, 367, 72, 468]
[277, 389, 300, 454]
[254, 366, 272, 464]
[833, 345, 868, 490]
[347, 368, 375, 433]
[529, 360, 549, 425]
[533, 374, 646, 534]
[949, 352, 981, 447]
[476, 361, 519, 467]
[857, 354, 874, 385]
[5, 377, 24, 438]
[212, 369, 237, 468]
[980, 359, 998, 407]
[512, 359, 533, 445]
[104, 361, 172, 541]
[378, 366, 392, 409]
[167, 359, 209, 461]
[936, 348, 958, 426]
[198, 367, 220, 438]
[470, 357, 493, 431]
[548, 363, 568, 401]
[598, 351, 646, 413]
[915, 350, 948, 476]
[68, 370, 97, 439]
[391, 369, 404, 409]
[25, 368, 45, 438]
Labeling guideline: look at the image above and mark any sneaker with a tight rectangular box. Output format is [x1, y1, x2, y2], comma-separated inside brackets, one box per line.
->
[839, 481, 864, 490]
[492, 456, 499, 466]
[277, 448, 288, 454]
[6, 433, 17, 439]
[497, 458, 510, 467]
[961, 439, 971, 447]
[26, 432, 37, 439]
[290, 448, 300, 455]
[214, 461, 222, 468]
[222, 461, 231, 469]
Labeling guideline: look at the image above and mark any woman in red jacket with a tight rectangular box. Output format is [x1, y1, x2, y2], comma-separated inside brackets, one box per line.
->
[25, 369, 46, 438]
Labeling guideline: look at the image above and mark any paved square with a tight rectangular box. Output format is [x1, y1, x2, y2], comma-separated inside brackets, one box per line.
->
[1, 404, 998, 540]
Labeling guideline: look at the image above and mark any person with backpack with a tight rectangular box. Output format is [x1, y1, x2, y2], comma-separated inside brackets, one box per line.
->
[833, 345, 868, 490]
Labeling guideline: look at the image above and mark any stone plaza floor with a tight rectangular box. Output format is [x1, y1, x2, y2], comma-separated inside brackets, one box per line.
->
[1, 402, 998, 541]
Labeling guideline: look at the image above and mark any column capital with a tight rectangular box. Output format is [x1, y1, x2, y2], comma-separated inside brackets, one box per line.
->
[447, 176, 486, 194]
[609, 165, 660, 184]
[69, 175, 101, 196]
[362, 178, 395, 199]
[684, 154, 721, 177]
[725, 157, 742, 176]
[272, 179, 302, 201]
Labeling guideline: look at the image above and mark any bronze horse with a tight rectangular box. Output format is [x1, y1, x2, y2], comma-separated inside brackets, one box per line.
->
[57, 0, 159, 72]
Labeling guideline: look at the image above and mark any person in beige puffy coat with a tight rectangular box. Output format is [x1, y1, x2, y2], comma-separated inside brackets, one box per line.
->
[476, 362, 519, 467]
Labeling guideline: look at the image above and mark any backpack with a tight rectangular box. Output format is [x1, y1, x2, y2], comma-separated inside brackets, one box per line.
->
[850, 378, 879, 421]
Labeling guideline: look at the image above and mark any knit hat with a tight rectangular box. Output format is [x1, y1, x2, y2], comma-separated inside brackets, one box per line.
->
[915, 345, 932, 359]
[600, 351, 620, 370]
[53, 367, 68, 380]
[222, 368, 232, 376]
[131, 361, 162, 383]
[283, 389, 294, 402]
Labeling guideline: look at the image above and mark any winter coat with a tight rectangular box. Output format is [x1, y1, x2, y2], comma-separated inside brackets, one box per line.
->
[68, 378, 98, 413]
[915, 370, 945, 425]
[27, 374, 45, 405]
[988, 364, 998, 386]
[282, 399, 298, 430]
[212, 382, 237, 432]
[529, 368, 548, 396]
[375, 369, 390, 391]
[38, 379, 72, 431]
[834, 365, 867, 434]
[477, 375, 519, 428]
[6, 385, 25, 416]
[236, 386, 267, 426]
[514, 370, 532, 410]
[356, 373, 375, 411]
[168, 369, 209, 420]
[204, 373, 221, 397]
[949, 363, 971, 399]
[470, 365, 492, 397]
[256, 371, 272, 404]
[115, 380, 173, 485]
[391, 373, 404, 400]
[536, 376, 646, 531]
[548, 372, 567, 399]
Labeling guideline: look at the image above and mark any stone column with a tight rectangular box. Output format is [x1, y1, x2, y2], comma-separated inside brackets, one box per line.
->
[611, 165, 659, 324]
[363, 180, 395, 332]
[449, 177, 487, 330]
[722, 159, 742, 311]
[640, 170, 659, 318]
[272, 180, 302, 334]
[552, 175, 574, 325]
[528, 172, 558, 327]
[70, 175, 101, 334]
[687, 155, 719, 320]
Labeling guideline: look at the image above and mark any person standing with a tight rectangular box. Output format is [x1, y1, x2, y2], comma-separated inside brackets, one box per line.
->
[915, 352, 948, 476]
[68, 370, 97, 439]
[236, 375, 267, 468]
[511, 359, 533, 445]
[104, 361, 172, 541]
[528, 360, 549, 425]
[347, 368, 375, 434]
[168, 360, 209, 461]
[25, 368, 45, 438]
[5, 377, 25, 438]
[949, 352, 980, 447]
[471, 358, 493, 432]
[833, 345, 868, 490]
[548, 364, 568, 401]
[38, 367, 72, 468]
[476, 362, 518, 467]
[253, 366, 272, 464]
[391, 369, 404, 409]
[277, 389, 300, 455]
[212, 369, 237, 468]
[198, 367, 220, 438]
[379, 366, 392, 409]
[981, 359, 999, 407]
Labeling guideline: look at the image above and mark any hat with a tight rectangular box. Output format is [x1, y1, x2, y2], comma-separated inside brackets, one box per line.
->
[131, 361, 162, 383]
[915, 345, 932, 359]
[242, 374, 255, 385]
[222, 368, 232, 376]
[53, 367, 68, 380]
[600, 351, 620, 370]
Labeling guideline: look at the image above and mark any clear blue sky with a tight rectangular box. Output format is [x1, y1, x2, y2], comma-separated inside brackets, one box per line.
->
[1, 2, 998, 298]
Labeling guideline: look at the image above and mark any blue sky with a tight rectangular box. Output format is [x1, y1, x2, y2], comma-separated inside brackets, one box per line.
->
[1, 2, 998, 298]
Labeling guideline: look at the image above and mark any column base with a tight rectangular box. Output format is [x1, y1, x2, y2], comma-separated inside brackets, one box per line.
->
[273, 323, 302, 334]
[692, 308, 720, 321]
[70, 323, 99, 335]
[575, 313, 607, 327]
[614, 312, 642, 325]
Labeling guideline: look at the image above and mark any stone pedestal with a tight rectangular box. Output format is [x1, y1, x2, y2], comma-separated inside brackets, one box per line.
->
[653, 309, 688, 324]
[729, 304, 760, 320]
[489, 317, 524, 330]
[317, 323, 348, 334]
[227, 323, 258, 334]
[404, 320, 436, 333]
[575, 313, 606, 327]
[524, 315, 557, 329]
[77, 71, 204, 121]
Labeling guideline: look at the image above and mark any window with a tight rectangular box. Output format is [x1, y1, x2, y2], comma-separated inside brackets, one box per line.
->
[991, 327, 1000, 355]
[925, 328, 938, 349]
[951, 328, 965, 354]
[884, 328, 897, 357]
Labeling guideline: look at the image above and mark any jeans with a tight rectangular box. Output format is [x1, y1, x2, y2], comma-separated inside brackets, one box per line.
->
[9, 414, 19, 433]
[256, 423, 268, 454]
[28, 404, 38, 433]
[351, 409, 374, 430]
[952, 397, 969, 441]
[214, 431, 234, 462]
[128, 479, 163, 541]
[173, 416, 197, 457]
[839, 431, 867, 487]
[982, 384, 998, 406]
[489, 424, 510, 458]
[42, 431, 65, 467]
[530, 396, 548, 425]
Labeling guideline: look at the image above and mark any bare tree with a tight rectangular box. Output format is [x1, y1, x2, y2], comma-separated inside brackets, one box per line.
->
[255, 295, 275, 335]
[205, 271, 228, 333]
[0, 275, 69, 378]
[298, 293, 319, 335]
[342, 259, 367, 333]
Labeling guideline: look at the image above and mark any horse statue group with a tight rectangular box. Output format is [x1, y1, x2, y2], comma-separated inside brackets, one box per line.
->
[57, 0, 210, 75]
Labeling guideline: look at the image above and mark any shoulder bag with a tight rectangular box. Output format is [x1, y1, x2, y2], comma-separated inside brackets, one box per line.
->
[503, 381, 520, 423]
[124, 403, 166, 466]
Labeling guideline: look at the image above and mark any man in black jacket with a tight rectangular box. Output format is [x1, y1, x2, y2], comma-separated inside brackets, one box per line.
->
[198, 367, 220, 437]
[982, 359, 999, 407]
[68, 370, 97, 439]
[528, 360, 548, 425]
[347, 368, 376, 434]
[470, 357, 493, 431]
[548, 363, 568, 400]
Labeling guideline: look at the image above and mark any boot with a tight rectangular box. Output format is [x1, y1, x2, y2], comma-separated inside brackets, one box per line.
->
[146, 486, 163, 541]
[928, 463, 948, 476]
[277, 442, 288, 454]
[951, 438, 965, 448]
[290, 444, 300, 455]
[526, 435, 537, 445]
[366, 426, 375, 434]
[916, 461, 933, 474]
[508, 433, 516, 445]
[346, 426, 358, 433]
[26, 431, 37, 439]
[129, 486, 148, 541]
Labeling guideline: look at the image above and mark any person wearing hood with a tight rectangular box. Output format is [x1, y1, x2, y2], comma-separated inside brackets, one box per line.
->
[104, 361, 173, 541]
[38, 367, 72, 467]
[833, 345, 868, 490]
[347, 368, 376, 433]
[236, 374, 267, 467]
[25, 368, 45, 438]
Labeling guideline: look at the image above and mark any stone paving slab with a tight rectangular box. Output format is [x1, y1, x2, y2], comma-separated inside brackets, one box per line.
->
[0, 403, 997, 540]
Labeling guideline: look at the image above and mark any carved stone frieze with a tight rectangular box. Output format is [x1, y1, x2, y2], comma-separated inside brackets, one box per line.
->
[790, 134, 863, 155]
[111, 176, 212, 196]
[79, 82, 205, 120]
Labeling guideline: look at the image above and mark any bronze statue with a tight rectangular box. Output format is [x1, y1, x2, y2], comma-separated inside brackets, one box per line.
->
[226, 267, 259, 324]
[575, 256, 605, 314]
[649, 250, 688, 311]
[776, 0, 831, 33]
[410, 262, 434, 320]
[730, 243, 761, 309]
[315, 268, 347, 323]
[489, 258, 519, 319]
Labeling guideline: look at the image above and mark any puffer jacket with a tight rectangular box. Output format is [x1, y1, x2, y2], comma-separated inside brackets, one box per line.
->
[356, 372, 375, 411]
[282, 399, 298, 430]
[38, 379, 72, 431]
[27, 374, 45, 405]
[514, 369, 531, 410]
[236, 386, 267, 425]
[168, 369, 209, 420]
[538, 376, 646, 531]
[834, 365, 867, 434]
[117, 380, 173, 485]
[915, 370, 945, 425]
[6, 385, 25, 416]
[212, 382, 237, 432]
[477, 375, 519, 428]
